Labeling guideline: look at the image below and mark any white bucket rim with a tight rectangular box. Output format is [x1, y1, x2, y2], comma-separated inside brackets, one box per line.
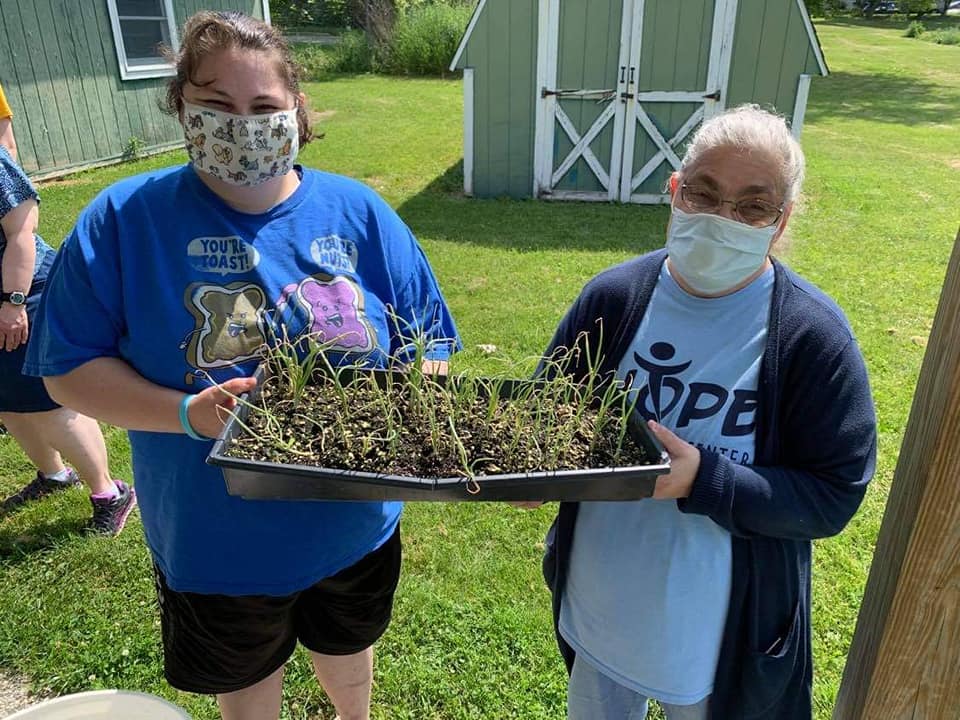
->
[2, 689, 191, 720]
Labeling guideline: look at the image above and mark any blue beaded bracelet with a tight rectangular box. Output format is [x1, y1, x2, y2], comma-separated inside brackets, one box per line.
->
[178, 393, 206, 441]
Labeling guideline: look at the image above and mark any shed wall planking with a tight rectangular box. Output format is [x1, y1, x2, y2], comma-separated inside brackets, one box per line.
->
[3, 0, 59, 170]
[726, 0, 820, 121]
[61, 3, 106, 162]
[508, 0, 537, 196]
[0, 2, 50, 169]
[462, 0, 537, 199]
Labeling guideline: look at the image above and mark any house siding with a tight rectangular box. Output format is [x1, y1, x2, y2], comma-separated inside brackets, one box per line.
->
[1, 0, 266, 178]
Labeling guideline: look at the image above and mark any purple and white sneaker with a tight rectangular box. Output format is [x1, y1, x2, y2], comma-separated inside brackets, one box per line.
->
[87, 480, 137, 537]
[1, 468, 82, 512]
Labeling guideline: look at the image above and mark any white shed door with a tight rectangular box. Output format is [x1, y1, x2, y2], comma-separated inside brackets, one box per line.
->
[534, 0, 738, 204]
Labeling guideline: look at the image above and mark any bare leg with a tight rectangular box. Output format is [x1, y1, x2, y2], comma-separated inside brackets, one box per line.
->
[0, 409, 114, 495]
[216, 665, 285, 720]
[309, 648, 373, 720]
[0, 411, 63, 475]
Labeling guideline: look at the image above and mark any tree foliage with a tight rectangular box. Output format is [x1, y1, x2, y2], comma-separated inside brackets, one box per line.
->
[270, 0, 471, 31]
[803, 0, 847, 17]
[270, 0, 352, 28]
[896, 0, 938, 14]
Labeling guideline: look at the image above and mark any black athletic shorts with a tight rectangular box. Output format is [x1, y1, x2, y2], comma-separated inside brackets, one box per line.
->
[154, 526, 401, 695]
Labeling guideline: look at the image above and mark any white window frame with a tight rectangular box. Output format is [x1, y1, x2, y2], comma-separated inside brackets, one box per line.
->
[106, 0, 179, 81]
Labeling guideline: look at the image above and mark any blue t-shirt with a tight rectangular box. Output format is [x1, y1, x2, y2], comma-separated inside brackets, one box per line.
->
[559, 263, 773, 704]
[24, 164, 460, 595]
[0, 146, 52, 277]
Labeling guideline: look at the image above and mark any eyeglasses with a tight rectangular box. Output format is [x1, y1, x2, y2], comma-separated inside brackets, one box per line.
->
[680, 184, 785, 228]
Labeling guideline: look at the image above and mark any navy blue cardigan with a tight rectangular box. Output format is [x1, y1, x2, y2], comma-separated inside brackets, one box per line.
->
[540, 250, 876, 719]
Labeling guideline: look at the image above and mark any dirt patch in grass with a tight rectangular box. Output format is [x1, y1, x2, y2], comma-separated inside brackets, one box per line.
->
[0, 671, 35, 716]
[36, 176, 88, 189]
[310, 109, 337, 123]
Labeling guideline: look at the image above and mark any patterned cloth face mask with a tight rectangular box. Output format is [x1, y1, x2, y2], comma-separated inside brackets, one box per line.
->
[181, 101, 299, 187]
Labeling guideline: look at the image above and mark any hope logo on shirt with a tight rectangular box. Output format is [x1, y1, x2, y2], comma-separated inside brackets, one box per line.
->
[625, 341, 758, 438]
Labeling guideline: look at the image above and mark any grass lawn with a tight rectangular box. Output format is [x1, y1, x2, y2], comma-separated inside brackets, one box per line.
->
[1, 18, 958, 720]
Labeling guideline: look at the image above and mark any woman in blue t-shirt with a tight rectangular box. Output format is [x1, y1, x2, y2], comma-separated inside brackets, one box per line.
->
[25, 11, 459, 720]
[0, 146, 135, 535]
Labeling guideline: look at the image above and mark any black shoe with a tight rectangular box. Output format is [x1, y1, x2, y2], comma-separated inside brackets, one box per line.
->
[1, 468, 82, 512]
[87, 481, 137, 537]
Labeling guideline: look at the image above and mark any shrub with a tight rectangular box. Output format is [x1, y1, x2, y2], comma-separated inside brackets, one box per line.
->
[272, 0, 353, 30]
[897, 0, 937, 15]
[904, 20, 926, 36]
[932, 28, 960, 44]
[289, 2, 473, 79]
[381, 3, 473, 76]
[329, 29, 376, 73]
[121, 136, 147, 161]
[803, 0, 847, 16]
[292, 43, 334, 81]
[292, 32, 375, 81]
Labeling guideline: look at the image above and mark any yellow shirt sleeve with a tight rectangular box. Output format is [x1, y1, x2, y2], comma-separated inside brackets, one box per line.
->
[0, 85, 12, 119]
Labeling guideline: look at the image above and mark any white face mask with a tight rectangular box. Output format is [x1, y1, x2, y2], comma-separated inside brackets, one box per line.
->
[665, 207, 778, 295]
[182, 101, 299, 187]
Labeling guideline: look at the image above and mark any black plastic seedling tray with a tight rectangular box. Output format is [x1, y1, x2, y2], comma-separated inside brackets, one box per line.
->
[207, 368, 670, 502]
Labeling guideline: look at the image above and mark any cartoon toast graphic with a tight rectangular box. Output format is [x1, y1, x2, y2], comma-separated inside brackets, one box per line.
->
[182, 283, 268, 370]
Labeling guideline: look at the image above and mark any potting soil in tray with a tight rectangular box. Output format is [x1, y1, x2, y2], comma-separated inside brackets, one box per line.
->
[208, 367, 670, 501]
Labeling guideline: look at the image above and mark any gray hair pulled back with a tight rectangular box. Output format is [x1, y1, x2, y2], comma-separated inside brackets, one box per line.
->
[680, 104, 805, 203]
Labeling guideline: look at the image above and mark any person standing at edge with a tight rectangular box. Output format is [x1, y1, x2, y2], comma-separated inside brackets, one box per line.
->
[536, 105, 876, 720]
[24, 11, 459, 720]
[0, 141, 134, 535]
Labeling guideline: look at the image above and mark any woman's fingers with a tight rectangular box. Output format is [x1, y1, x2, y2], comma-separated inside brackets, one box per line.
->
[216, 376, 258, 400]
[3, 326, 25, 351]
[187, 377, 258, 438]
[647, 420, 700, 500]
[647, 420, 687, 455]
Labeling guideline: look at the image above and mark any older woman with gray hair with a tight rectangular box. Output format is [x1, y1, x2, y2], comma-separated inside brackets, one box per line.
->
[538, 105, 877, 720]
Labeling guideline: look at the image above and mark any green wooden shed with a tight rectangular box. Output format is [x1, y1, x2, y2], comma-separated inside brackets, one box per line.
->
[0, 0, 271, 179]
[449, 0, 827, 202]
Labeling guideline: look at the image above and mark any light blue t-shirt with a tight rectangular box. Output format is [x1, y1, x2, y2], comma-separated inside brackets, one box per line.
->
[24, 165, 459, 595]
[559, 262, 774, 704]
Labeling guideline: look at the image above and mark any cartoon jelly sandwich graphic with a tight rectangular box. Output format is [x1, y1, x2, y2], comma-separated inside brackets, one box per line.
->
[275, 275, 375, 353]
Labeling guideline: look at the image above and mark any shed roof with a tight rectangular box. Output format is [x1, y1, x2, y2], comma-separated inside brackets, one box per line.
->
[451, 0, 828, 75]
[449, 0, 489, 71]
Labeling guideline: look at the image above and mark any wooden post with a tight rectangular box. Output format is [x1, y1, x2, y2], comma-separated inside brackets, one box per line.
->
[833, 229, 960, 719]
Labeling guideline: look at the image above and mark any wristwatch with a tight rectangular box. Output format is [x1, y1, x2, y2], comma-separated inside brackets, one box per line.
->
[0, 291, 27, 306]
